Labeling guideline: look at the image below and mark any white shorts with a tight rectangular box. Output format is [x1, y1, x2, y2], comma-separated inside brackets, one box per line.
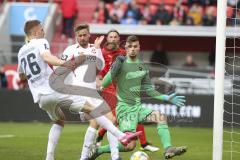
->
[38, 91, 103, 121]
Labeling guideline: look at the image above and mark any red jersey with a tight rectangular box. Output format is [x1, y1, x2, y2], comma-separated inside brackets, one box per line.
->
[99, 46, 126, 93]
[61, 0, 78, 18]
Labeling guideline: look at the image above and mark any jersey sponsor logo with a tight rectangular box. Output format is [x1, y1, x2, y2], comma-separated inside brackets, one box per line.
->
[86, 55, 96, 62]
[126, 70, 147, 79]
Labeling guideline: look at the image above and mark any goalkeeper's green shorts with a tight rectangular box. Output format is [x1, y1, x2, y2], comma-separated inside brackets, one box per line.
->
[117, 103, 153, 133]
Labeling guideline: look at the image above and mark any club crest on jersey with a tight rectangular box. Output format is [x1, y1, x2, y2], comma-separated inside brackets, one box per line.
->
[91, 48, 97, 54]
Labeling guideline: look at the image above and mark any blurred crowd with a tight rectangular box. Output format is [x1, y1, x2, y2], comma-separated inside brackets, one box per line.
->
[92, 0, 239, 26]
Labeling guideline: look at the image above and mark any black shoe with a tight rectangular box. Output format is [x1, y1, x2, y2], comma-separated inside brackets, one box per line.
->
[96, 135, 103, 143]
[88, 144, 101, 160]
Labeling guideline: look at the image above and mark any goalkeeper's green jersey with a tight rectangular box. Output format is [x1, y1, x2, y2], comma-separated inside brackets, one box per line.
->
[103, 56, 163, 106]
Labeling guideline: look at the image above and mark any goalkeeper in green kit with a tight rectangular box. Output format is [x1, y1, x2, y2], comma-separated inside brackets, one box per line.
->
[89, 35, 187, 160]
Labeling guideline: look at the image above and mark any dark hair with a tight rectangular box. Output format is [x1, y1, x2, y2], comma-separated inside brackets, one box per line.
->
[107, 29, 120, 37]
[74, 24, 89, 32]
[24, 20, 41, 36]
[126, 35, 139, 43]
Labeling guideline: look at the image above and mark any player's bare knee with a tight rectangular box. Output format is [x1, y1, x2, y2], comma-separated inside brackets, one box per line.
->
[82, 101, 94, 114]
[126, 140, 136, 151]
[89, 119, 99, 129]
[55, 120, 64, 127]
[106, 112, 116, 124]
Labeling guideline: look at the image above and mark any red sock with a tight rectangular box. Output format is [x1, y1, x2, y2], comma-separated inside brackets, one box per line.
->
[136, 124, 147, 146]
[98, 128, 107, 137]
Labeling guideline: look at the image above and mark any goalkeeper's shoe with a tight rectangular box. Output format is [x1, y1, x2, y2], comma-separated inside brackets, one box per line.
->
[164, 146, 187, 159]
[118, 131, 142, 146]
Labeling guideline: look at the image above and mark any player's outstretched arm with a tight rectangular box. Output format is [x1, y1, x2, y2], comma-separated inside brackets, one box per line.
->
[41, 52, 64, 66]
[102, 71, 112, 88]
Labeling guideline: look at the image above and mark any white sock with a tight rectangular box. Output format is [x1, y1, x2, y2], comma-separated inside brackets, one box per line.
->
[46, 124, 63, 156]
[80, 127, 97, 160]
[95, 116, 125, 139]
[107, 131, 120, 160]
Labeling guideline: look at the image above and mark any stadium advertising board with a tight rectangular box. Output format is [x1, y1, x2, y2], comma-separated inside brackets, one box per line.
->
[10, 3, 49, 35]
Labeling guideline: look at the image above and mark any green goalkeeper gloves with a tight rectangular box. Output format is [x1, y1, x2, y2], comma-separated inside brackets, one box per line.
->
[161, 93, 186, 107]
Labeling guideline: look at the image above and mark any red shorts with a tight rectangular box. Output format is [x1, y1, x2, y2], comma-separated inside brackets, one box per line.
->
[102, 88, 117, 116]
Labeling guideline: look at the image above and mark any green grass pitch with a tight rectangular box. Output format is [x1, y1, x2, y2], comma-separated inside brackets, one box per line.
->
[0, 122, 213, 160]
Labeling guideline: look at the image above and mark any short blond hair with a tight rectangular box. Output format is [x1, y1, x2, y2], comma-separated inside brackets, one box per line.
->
[24, 20, 41, 36]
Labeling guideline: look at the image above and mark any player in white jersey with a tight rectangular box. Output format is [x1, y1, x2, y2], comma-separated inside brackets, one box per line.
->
[17, 20, 142, 160]
[61, 24, 120, 160]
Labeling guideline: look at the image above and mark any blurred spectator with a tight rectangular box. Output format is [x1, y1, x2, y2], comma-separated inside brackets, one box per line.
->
[110, 1, 125, 21]
[139, 17, 148, 25]
[188, 2, 203, 25]
[172, 2, 187, 25]
[202, 6, 216, 26]
[109, 14, 121, 24]
[121, 11, 138, 24]
[183, 54, 198, 67]
[151, 4, 172, 25]
[142, 4, 151, 23]
[150, 43, 169, 66]
[93, 1, 110, 24]
[185, 16, 194, 25]
[61, 0, 78, 45]
[0, 65, 8, 89]
[123, 1, 142, 21]
[208, 48, 215, 66]
[188, 0, 206, 6]
[170, 17, 181, 25]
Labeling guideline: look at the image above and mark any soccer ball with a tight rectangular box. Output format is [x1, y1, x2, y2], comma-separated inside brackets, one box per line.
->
[130, 151, 149, 160]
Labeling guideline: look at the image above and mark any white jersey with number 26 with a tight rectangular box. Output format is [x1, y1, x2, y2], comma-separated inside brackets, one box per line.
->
[18, 38, 54, 103]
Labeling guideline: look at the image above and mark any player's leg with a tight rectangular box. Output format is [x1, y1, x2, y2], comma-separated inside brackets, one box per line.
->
[96, 90, 117, 145]
[88, 109, 140, 160]
[80, 119, 99, 160]
[79, 101, 141, 144]
[96, 111, 116, 146]
[137, 124, 159, 152]
[46, 119, 64, 160]
[146, 111, 187, 159]
[39, 94, 66, 160]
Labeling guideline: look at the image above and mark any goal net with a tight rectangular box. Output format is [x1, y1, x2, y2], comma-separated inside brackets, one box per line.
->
[213, 1, 240, 160]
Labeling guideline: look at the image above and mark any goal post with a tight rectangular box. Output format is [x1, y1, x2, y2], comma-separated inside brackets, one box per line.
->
[213, 1, 228, 160]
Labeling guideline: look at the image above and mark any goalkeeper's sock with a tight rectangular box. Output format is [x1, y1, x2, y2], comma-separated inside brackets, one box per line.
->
[98, 143, 128, 154]
[47, 124, 63, 155]
[157, 123, 172, 150]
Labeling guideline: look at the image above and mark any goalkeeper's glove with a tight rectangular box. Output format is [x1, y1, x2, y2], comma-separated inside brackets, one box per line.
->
[110, 55, 126, 77]
[161, 93, 186, 107]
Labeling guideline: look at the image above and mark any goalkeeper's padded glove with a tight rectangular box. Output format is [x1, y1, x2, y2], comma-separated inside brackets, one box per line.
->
[110, 55, 126, 77]
[161, 93, 186, 107]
